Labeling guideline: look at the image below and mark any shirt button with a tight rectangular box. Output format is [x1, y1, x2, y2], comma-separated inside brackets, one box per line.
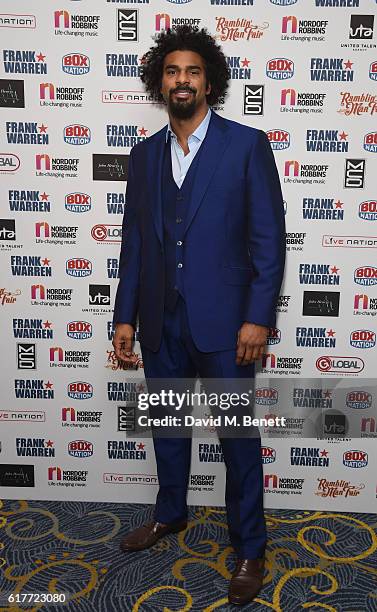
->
[177, 195, 184, 201]
[177, 241, 183, 246]
[176, 217, 182, 223]
[177, 263, 183, 269]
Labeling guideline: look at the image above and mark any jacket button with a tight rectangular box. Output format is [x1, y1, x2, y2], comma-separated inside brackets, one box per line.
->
[176, 217, 182, 223]
[177, 263, 183, 268]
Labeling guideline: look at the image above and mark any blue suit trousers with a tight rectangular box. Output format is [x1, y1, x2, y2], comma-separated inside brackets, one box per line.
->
[141, 296, 267, 559]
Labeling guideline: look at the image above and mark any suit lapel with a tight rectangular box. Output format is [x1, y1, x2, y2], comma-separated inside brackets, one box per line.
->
[183, 112, 230, 237]
[147, 127, 166, 245]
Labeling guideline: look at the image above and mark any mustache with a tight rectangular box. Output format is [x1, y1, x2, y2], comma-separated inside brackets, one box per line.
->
[170, 86, 197, 95]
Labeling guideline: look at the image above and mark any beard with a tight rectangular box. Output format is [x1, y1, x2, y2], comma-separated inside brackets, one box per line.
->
[167, 87, 197, 119]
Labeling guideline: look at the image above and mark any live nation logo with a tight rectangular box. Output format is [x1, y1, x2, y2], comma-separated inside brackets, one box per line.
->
[243, 85, 264, 115]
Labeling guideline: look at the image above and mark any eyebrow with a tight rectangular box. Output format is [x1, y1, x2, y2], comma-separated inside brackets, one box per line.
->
[164, 64, 202, 70]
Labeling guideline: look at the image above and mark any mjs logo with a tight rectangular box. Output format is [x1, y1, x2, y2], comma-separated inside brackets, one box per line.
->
[3, 50, 47, 74]
[62, 53, 90, 75]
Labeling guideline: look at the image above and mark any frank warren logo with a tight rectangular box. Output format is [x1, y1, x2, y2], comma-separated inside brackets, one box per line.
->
[9, 190, 51, 213]
[106, 124, 148, 147]
[14, 379, 54, 399]
[306, 130, 348, 153]
[302, 197, 344, 220]
[6, 122, 48, 145]
[106, 53, 141, 77]
[310, 58, 354, 81]
[3, 50, 47, 75]
[16, 438, 55, 458]
[13, 319, 53, 340]
[293, 388, 332, 409]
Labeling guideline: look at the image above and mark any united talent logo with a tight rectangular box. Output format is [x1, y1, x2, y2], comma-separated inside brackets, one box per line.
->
[2, 50, 47, 74]
[62, 53, 90, 75]
[349, 14, 374, 40]
[0, 79, 25, 108]
[215, 17, 269, 42]
[88, 284, 110, 306]
[243, 84, 264, 115]
[310, 58, 354, 81]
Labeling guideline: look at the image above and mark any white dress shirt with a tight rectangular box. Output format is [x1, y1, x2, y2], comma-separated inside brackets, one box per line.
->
[165, 107, 212, 188]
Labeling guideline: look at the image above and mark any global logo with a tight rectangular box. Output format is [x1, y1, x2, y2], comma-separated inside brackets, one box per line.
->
[267, 129, 290, 150]
[62, 53, 90, 76]
[0, 153, 20, 173]
[266, 328, 281, 345]
[354, 266, 377, 286]
[255, 388, 278, 406]
[350, 329, 376, 349]
[91, 224, 122, 243]
[67, 321, 92, 340]
[343, 450, 368, 468]
[358, 201, 377, 221]
[66, 258, 92, 277]
[346, 390, 372, 410]
[67, 381, 93, 400]
[364, 132, 377, 153]
[261, 446, 276, 464]
[65, 192, 91, 213]
[316, 355, 364, 374]
[68, 439, 93, 458]
[370, 61, 377, 81]
[266, 58, 294, 79]
[63, 124, 91, 145]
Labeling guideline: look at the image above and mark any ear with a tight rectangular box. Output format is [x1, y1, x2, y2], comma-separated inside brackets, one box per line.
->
[206, 81, 211, 96]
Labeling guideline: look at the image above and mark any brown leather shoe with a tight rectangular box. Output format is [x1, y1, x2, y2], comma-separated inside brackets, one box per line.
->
[228, 557, 265, 606]
[119, 520, 187, 552]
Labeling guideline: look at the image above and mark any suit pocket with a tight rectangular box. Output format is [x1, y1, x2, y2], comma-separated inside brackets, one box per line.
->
[223, 266, 253, 286]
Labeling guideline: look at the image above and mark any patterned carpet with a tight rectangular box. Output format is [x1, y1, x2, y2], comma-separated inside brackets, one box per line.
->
[0, 500, 376, 611]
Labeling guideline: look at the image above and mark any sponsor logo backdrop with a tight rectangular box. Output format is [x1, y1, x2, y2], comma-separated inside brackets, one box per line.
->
[1, 0, 376, 511]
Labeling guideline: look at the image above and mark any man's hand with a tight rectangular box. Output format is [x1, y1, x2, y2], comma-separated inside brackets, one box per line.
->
[112, 323, 135, 363]
[236, 322, 269, 365]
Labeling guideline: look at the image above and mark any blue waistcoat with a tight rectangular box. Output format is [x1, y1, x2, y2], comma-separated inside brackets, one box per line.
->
[162, 137, 202, 311]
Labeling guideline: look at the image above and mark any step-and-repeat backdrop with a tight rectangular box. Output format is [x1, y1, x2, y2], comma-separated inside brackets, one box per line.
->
[1, 0, 376, 511]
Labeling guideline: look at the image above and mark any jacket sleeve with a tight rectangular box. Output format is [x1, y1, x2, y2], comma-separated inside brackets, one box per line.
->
[112, 149, 141, 327]
[243, 129, 286, 328]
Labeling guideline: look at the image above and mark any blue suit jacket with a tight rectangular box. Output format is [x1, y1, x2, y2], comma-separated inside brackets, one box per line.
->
[113, 111, 286, 352]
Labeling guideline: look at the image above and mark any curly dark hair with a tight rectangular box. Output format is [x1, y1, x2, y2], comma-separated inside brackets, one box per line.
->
[140, 25, 230, 106]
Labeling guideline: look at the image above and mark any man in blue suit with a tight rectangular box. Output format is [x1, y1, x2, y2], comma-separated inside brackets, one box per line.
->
[112, 26, 285, 605]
